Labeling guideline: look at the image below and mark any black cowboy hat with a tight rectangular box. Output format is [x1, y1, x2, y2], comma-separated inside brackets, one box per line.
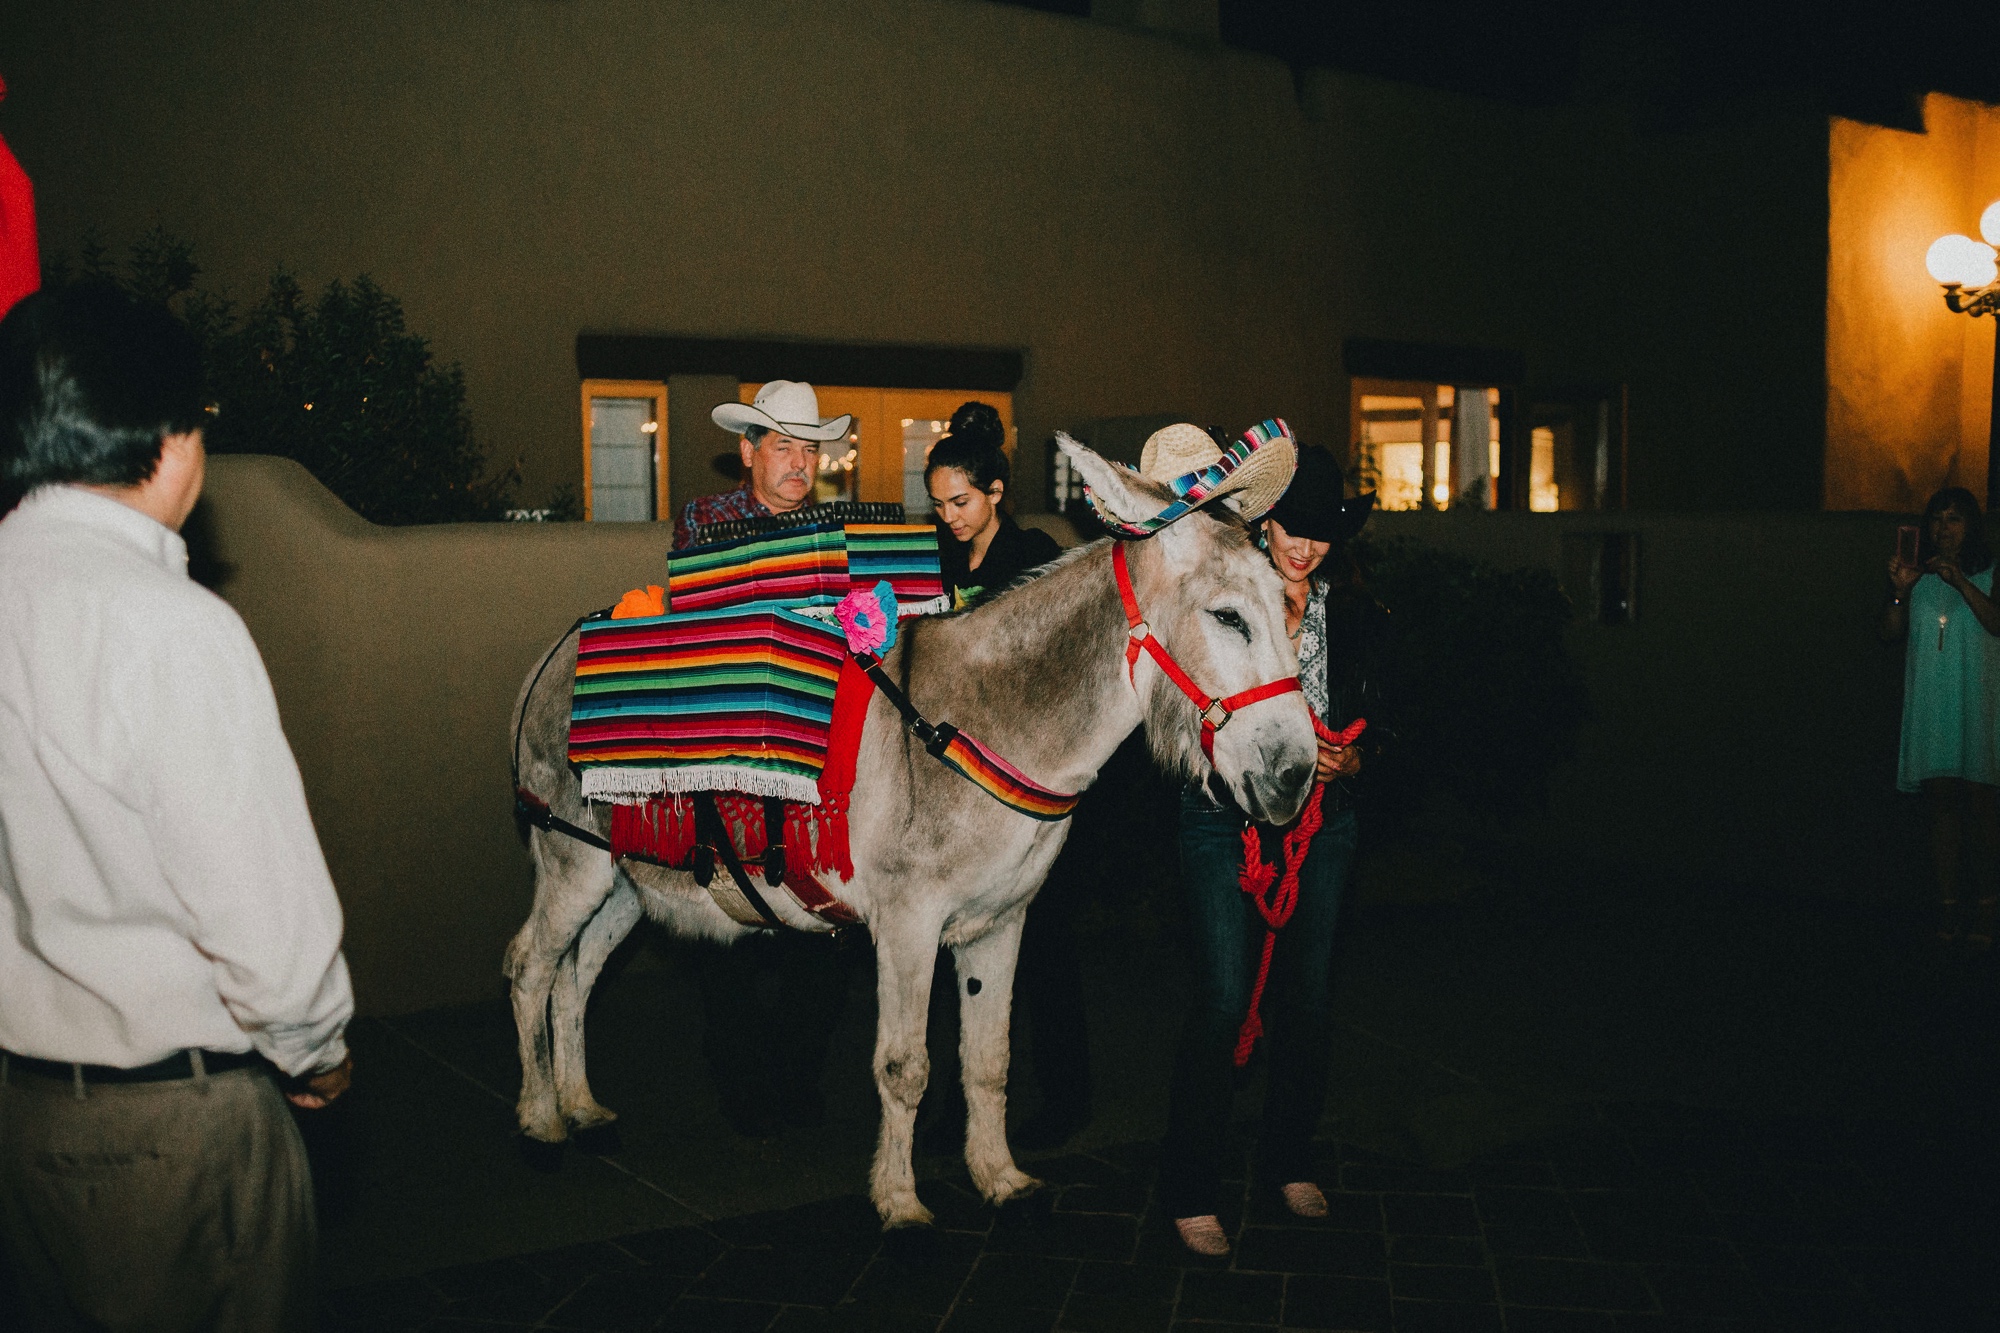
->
[1263, 445, 1373, 544]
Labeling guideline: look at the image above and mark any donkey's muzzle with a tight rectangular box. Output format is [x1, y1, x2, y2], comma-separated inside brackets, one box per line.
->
[1240, 752, 1314, 826]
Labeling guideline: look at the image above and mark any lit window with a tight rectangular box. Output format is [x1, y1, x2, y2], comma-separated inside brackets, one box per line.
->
[1529, 427, 1560, 511]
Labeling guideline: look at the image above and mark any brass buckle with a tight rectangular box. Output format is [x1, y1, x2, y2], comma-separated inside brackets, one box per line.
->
[1201, 698, 1232, 729]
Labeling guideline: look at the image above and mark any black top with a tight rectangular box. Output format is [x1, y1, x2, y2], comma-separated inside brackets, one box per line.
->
[939, 515, 1062, 606]
[1320, 583, 1391, 733]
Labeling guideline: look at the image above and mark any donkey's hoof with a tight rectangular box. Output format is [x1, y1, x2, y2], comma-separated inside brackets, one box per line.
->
[571, 1121, 622, 1156]
[982, 1169, 1044, 1207]
[517, 1133, 566, 1173]
[876, 1197, 935, 1231]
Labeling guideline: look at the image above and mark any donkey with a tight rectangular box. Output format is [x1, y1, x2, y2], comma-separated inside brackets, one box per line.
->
[505, 439, 1316, 1228]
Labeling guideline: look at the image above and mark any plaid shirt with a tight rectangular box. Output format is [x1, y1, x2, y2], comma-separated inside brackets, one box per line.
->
[673, 485, 771, 552]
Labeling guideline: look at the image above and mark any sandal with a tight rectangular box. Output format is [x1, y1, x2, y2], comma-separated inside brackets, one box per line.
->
[1173, 1214, 1230, 1257]
[1280, 1181, 1329, 1218]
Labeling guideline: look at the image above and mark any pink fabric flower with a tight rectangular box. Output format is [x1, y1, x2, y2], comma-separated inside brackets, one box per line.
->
[835, 580, 898, 656]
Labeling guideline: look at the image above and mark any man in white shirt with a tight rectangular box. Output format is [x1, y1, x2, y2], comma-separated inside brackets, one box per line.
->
[0, 284, 355, 1331]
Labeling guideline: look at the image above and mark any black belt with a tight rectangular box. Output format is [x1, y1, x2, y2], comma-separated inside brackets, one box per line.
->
[2, 1048, 264, 1085]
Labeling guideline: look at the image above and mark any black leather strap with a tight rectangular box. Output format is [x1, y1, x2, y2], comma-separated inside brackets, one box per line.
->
[856, 653, 952, 754]
[514, 788, 612, 852]
[761, 796, 788, 887]
[695, 793, 786, 929]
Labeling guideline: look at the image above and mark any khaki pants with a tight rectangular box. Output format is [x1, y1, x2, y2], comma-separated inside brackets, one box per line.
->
[0, 1059, 316, 1332]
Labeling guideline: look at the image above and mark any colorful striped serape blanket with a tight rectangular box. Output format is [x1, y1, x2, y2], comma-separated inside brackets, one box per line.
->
[667, 523, 850, 615]
[845, 524, 947, 615]
[569, 605, 848, 804]
[671, 519, 945, 618]
[607, 655, 878, 894]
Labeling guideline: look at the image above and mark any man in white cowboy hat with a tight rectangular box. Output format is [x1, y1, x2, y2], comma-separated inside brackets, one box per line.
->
[679, 379, 861, 1136]
[672, 380, 855, 551]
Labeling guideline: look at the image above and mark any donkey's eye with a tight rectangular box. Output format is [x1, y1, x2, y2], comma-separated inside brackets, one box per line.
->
[1209, 607, 1249, 639]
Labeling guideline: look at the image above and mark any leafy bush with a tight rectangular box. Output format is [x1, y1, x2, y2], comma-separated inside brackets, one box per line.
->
[47, 228, 519, 524]
[1355, 536, 1590, 838]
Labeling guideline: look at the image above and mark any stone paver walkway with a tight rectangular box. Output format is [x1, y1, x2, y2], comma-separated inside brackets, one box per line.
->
[322, 1100, 1994, 1332]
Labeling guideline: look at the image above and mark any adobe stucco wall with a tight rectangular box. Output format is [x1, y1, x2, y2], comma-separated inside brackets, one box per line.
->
[194, 457, 674, 1014]
[201, 455, 1915, 1017]
[1, 0, 1827, 512]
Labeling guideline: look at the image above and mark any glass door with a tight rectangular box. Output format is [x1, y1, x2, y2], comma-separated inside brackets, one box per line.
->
[580, 379, 666, 521]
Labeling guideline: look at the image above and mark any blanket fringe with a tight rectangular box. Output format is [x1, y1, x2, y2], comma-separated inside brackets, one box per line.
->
[583, 765, 821, 806]
[589, 651, 880, 885]
[898, 594, 951, 617]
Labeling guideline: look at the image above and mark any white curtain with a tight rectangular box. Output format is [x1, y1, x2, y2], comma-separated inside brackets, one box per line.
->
[1453, 388, 1491, 509]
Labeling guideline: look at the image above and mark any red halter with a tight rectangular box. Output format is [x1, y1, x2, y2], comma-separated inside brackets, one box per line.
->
[1111, 541, 1302, 763]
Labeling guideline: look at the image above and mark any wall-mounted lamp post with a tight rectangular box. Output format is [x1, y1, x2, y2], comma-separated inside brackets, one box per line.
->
[1925, 200, 2000, 507]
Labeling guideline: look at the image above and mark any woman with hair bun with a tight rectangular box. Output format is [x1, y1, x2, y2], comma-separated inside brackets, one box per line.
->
[916, 401, 1083, 1152]
[926, 401, 1059, 607]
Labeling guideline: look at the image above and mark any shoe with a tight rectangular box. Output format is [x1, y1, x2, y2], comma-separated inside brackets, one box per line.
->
[1174, 1215, 1230, 1257]
[1013, 1103, 1091, 1151]
[1280, 1181, 1328, 1218]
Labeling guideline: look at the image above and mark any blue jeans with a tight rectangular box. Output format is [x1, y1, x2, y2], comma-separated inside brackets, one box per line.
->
[1159, 786, 1358, 1218]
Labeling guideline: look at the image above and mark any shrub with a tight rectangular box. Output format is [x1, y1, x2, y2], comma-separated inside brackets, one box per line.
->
[47, 228, 518, 524]
[1354, 536, 1590, 839]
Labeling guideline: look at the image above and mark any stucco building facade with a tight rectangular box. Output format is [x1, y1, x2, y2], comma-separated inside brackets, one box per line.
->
[3, 0, 1852, 515]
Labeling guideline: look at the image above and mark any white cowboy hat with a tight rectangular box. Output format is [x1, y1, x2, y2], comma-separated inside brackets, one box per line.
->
[711, 380, 854, 443]
[1087, 420, 1298, 536]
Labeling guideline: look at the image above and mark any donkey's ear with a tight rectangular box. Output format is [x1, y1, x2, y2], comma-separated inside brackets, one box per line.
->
[1056, 433, 1172, 529]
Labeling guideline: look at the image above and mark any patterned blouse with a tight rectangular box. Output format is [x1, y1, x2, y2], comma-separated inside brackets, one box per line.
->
[1294, 578, 1330, 720]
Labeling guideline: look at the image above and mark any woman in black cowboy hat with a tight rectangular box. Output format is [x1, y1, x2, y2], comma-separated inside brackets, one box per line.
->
[1163, 444, 1382, 1257]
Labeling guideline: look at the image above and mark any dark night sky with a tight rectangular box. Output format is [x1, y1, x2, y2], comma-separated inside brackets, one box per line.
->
[1014, 2, 2000, 125]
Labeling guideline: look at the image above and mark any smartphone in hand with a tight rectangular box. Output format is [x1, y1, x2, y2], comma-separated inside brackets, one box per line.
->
[1897, 525, 1921, 568]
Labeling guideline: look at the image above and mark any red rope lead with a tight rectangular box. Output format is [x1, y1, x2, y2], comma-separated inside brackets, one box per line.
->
[1232, 715, 1366, 1067]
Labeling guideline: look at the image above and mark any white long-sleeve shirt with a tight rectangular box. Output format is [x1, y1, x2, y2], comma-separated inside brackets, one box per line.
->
[0, 485, 352, 1076]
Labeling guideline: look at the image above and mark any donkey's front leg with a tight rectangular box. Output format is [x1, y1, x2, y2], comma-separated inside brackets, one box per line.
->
[954, 914, 1041, 1205]
[870, 914, 943, 1228]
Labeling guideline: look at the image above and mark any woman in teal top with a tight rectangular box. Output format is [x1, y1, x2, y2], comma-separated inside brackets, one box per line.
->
[1886, 486, 2000, 948]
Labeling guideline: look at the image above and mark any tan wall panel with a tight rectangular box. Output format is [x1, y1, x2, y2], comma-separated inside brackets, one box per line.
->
[667, 374, 744, 522]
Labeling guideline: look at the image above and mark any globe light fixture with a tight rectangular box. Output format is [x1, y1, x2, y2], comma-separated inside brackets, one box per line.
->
[1926, 233, 1997, 287]
[1927, 200, 2000, 505]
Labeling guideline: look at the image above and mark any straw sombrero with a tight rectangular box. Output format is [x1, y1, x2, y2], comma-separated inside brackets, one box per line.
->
[1086, 419, 1298, 537]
